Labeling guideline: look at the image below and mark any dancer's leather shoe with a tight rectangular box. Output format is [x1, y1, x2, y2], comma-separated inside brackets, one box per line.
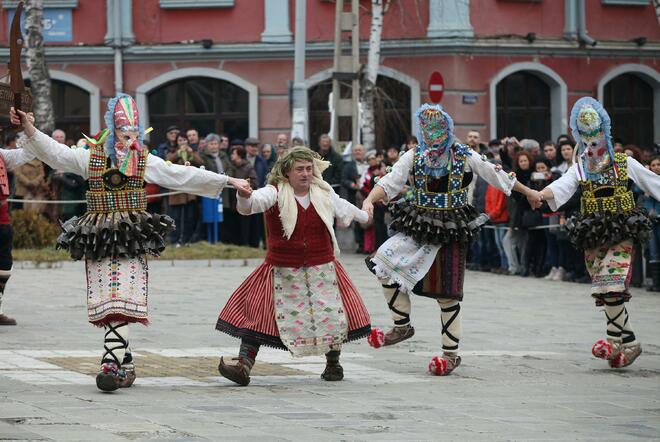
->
[383, 325, 415, 346]
[0, 314, 17, 326]
[218, 357, 251, 386]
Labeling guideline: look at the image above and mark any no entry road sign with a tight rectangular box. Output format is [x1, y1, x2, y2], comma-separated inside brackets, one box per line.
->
[429, 71, 444, 103]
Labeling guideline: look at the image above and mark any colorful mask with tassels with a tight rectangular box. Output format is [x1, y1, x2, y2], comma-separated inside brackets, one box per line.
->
[104, 94, 144, 177]
[570, 97, 615, 180]
[415, 104, 455, 178]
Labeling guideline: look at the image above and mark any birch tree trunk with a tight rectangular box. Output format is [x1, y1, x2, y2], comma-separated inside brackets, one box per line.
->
[25, 0, 55, 134]
[360, 0, 385, 151]
[654, 0, 660, 25]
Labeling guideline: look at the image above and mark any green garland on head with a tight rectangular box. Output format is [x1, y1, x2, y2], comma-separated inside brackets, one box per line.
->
[267, 147, 322, 186]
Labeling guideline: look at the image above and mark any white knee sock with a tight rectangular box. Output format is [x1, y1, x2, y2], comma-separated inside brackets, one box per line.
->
[0, 268, 11, 315]
[102, 322, 129, 367]
[438, 299, 461, 353]
[603, 299, 628, 344]
[620, 306, 637, 346]
[380, 278, 411, 327]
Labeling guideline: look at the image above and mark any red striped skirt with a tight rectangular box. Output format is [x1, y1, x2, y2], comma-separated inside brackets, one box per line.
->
[216, 260, 371, 350]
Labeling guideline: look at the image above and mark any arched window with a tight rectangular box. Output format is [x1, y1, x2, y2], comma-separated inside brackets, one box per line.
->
[51, 80, 90, 143]
[496, 72, 551, 142]
[604, 73, 654, 148]
[147, 77, 249, 146]
[307, 76, 411, 150]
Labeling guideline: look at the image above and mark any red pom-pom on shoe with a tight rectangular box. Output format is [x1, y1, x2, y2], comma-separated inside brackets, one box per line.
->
[592, 339, 613, 360]
[428, 356, 447, 376]
[609, 351, 627, 368]
[367, 328, 385, 349]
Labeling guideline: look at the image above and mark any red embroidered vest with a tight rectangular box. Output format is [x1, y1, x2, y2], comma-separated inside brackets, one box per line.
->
[265, 199, 334, 268]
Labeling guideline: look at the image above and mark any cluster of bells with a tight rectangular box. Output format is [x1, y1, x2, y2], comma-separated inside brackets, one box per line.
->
[567, 208, 652, 251]
[57, 211, 175, 261]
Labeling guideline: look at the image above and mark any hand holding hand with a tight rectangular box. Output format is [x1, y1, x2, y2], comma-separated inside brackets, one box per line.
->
[230, 177, 252, 198]
[526, 190, 543, 209]
[362, 199, 374, 223]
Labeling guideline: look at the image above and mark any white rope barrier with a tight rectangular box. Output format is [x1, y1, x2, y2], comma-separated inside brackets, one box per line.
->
[6, 190, 185, 204]
[5, 184, 241, 204]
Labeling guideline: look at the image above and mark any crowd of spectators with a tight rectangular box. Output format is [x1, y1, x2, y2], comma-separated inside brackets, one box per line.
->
[464, 130, 659, 291]
[3, 124, 659, 290]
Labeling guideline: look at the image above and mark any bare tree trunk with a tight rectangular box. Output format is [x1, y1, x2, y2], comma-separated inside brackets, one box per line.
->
[25, 0, 55, 134]
[360, 0, 385, 151]
[655, 0, 660, 25]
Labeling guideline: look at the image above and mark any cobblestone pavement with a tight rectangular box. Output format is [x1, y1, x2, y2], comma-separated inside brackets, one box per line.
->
[1, 254, 659, 441]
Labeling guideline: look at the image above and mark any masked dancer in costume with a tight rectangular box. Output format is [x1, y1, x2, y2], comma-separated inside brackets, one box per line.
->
[215, 147, 371, 386]
[11, 98, 249, 391]
[0, 127, 36, 326]
[362, 104, 539, 376]
[536, 97, 660, 369]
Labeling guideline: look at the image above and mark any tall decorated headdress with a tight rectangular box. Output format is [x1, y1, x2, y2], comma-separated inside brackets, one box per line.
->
[569, 97, 615, 180]
[105, 93, 144, 146]
[415, 103, 455, 178]
[103, 93, 145, 176]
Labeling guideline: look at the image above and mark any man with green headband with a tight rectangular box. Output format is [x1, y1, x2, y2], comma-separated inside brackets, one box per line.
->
[215, 146, 371, 386]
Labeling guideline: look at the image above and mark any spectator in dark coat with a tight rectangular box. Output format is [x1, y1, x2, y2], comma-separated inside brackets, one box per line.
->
[314, 134, 343, 189]
[244, 137, 268, 188]
[341, 144, 368, 253]
[157, 125, 179, 159]
[200, 133, 232, 213]
[224, 146, 258, 246]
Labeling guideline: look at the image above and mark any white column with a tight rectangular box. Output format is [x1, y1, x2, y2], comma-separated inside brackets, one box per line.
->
[427, 0, 473, 38]
[261, 0, 292, 43]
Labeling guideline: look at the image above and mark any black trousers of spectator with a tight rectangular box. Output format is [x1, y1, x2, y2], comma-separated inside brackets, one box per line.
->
[223, 209, 251, 246]
[525, 229, 547, 277]
[374, 205, 388, 250]
[248, 213, 263, 249]
[169, 202, 196, 245]
[0, 225, 12, 271]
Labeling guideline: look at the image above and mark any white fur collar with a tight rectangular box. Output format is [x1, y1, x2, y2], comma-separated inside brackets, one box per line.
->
[277, 160, 340, 257]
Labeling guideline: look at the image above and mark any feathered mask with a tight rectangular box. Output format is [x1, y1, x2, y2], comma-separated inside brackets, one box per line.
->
[415, 103, 455, 177]
[570, 97, 615, 180]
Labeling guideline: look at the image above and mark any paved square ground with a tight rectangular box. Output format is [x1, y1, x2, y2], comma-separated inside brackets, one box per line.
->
[1, 254, 659, 441]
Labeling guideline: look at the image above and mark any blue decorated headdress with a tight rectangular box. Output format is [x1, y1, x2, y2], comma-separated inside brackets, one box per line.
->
[415, 103, 455, 177]
[569, 97, 615, 180]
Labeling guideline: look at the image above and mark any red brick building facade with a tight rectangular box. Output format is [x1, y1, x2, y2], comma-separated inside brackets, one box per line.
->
[2, 0, 658, 149]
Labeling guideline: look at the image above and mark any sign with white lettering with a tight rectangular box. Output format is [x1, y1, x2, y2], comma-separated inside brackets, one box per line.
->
[7, 8, 72, 42]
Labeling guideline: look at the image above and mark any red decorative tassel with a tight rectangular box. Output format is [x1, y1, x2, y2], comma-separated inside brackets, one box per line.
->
[592, 339, 613, 360]
[367, 328, 385, 349]
[609, 352, 627, 368]
[428, 356, 447, 376]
